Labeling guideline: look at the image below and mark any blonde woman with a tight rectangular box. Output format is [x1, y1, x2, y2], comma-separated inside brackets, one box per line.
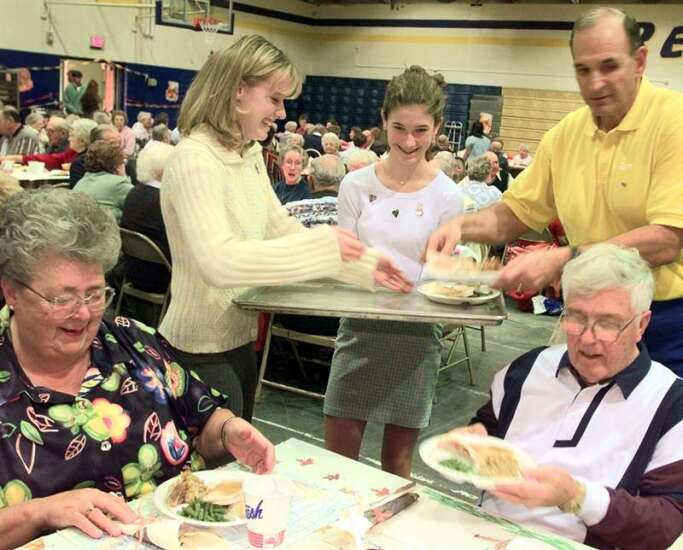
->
[161, 35, 409, 423]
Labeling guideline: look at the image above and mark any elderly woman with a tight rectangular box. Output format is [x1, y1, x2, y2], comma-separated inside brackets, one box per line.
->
[112, 110, 136, 159]
[121, 142, 174, 294]
[73, 140, 133, 222]
[132, 111, 153, 144]
[461, 154, 502, 210]
[321, 132, 340, 156]
[0, 189, 273, 549]
[68, 118, 99, 187]
[273, 144, 310, 205]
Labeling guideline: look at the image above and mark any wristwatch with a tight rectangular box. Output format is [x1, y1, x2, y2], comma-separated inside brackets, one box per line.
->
[559, 480, 586, 515]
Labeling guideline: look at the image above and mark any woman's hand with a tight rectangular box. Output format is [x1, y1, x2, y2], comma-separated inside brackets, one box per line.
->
[223, 417, 275, 474]
[333, 227, 366, 261]
[35, 488, 138, 539]
[374, 256, 413, 292]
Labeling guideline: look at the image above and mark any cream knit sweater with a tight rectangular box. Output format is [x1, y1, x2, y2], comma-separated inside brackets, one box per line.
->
[159, 127, 380, 353]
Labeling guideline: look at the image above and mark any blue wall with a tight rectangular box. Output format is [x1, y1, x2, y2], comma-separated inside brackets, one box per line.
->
[0, 49, 61, 115]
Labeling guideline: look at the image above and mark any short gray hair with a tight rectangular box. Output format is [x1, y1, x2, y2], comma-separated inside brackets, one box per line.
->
[0, 188, 121, 283]
[286, 133, 304, 147]
[152, 123, 170, 142]
[321, 132, 340, 151]
[570, 8, 643, 56]
[71, 118, 98, 146]
[25, 112, 43, 127]
[279, 144, 308, 167]
[137, 141, 174, 183]
[137, 111, 152, 123]
[346, 148, 378, 171]
[467, 155, 491, 182]
[284, 121, 297, 132]
[49, 117, 72, 134]
[562, 243, 654, 314]
[310, 154, 345, 188]
[93, 111, 111, 125]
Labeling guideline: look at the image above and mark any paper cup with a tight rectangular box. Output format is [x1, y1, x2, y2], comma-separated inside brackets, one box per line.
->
[242, 475, 293, 548]
[27, 161, 45, 173]
[1, 160, 14, 173]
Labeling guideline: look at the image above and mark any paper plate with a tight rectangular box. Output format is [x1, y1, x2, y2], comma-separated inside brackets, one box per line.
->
[419, 434, 536, 490]
[417, 281, 500, 305]
[154, 470, 255, 528]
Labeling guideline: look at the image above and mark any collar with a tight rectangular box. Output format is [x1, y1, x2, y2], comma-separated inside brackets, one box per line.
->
[584, 76, 653, 137]
[555, 341, 651, 399]
[0, 312, 126, 406]
[144, 180, 161, 189]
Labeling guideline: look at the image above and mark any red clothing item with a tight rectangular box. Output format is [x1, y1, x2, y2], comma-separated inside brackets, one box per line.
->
[22, 148, 77, 170]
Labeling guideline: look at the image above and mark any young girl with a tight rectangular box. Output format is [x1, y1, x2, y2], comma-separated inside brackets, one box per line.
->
[324, 66, 466, 477]
[160, 35, 408, 424]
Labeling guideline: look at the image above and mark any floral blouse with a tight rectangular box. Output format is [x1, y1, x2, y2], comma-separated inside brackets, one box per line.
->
[0, 311, 227, 508]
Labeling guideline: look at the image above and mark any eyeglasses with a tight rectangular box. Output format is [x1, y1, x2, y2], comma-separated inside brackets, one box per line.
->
[559, 311, 640, 343]
[16, 281, 116, 320]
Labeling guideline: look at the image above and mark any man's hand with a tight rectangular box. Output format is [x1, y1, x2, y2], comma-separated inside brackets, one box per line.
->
[492, 466, 580, 509]
[446, 422, 488, 439]
[426, 216, 464, 257]
[374, 256, 413, 292]
[494, 246, 571, 293]
[34, 488, 138, 539]
[223, 417, 275, 474]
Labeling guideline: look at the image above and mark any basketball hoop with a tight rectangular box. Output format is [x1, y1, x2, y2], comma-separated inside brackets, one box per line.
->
[195, 17, 222, 47]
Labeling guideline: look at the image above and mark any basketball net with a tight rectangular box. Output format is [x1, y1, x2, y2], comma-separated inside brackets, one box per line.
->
[198, 18, 221, 48]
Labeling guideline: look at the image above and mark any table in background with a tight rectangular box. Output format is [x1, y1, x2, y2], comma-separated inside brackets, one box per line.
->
[22, 438, 589, 550]
[234, 281, 507, 398]
[12, 169, 70, 189]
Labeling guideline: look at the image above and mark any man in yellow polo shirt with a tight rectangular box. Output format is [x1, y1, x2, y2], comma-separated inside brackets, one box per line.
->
[428, 7, 683, 374]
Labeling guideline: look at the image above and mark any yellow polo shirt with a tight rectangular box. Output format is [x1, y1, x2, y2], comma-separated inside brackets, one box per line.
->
[504, 77, 683, 301]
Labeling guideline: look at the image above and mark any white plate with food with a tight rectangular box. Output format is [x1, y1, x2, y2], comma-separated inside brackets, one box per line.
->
[419, 433, 536, 490]
[422, 252, 502, 285]
[417, 281, 500, 305]
[154, 469, 255, 528]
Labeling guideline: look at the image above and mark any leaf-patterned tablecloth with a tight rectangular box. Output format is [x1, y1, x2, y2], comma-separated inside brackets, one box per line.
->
[22, 438, 589, 550]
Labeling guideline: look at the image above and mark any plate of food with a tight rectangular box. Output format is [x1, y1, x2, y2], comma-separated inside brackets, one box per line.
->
[419, 432, 536, 490]
[417, 281, 500, 305]
[422, 252, 502, 285]
[154, 469, 255, 528]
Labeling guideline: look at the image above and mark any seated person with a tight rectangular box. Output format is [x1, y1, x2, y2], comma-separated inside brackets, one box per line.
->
[112, 110, 136, 159]
[285, 154, 344, 228]
[460, 154, 502, 209]
[345, 148, 379, 173]
[273, 145, 310, 205]
[44, 116, 71, 154]
[0, 188, 273, 549]
[73, 139, 133, 222]
[431, 151, 458, 181]
[2, 118, 76, 170]
[452, 156, 466, 183]
[120, 142, 173, 294]
[25, 112, 48, 151]
[67, 119, 99, 187]
[511, 144, 533, 167]
[321, 132, 341, 156]
[459, 244, 683, 549]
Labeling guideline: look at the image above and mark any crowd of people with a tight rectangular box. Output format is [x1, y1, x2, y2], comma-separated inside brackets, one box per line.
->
[0, 6, 681, 550]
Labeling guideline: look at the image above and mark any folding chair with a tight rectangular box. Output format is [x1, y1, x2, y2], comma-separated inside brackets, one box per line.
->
[114, 228, 172, 327]
[440, 325, 475, 385]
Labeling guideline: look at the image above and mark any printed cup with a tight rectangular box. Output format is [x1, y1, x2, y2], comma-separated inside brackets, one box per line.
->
[1, 160, 14, 173]
[242, 475, 293, 548]
[27, 161, 45, 173]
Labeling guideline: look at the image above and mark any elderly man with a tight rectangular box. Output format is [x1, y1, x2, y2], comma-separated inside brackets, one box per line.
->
[309, 154, 345, 198]
[346, 148, 379, 173]
[457, 244, 683, 548]
[511, 144, 533, 168]
[45, 116, 71, 153]
[429, 8, 683, 375]
[490, 138, 509, 192]
[0, 107, 40, 156]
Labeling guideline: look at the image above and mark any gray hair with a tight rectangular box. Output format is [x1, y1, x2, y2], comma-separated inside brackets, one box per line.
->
[49, 117, 72, 134]
[562, 243, 654, 314]
[467, 155, 491, 182]
[71, 118, 98, 147]
[346, 148, 378, 171]
[278, 144, 308, 167]
[286, 133, 304, 148]
[137, 111, 152, 123]
[310, 154, 345, 188]
[321, 132, 340, 151]
[25, 112, 43, 127]
[571, 8, 643, 55]
[90, 123, 117, 143]
[284, 121, 297, 132]
[0, 188, 121, 283]
[151, 123, 170, 142]
[433, 151, 456, 179]
[93, 111, 111, 125]
[137, 141, 174, 183]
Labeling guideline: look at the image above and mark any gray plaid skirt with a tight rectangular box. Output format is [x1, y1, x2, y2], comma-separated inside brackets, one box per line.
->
[323, 318, 443, 429]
